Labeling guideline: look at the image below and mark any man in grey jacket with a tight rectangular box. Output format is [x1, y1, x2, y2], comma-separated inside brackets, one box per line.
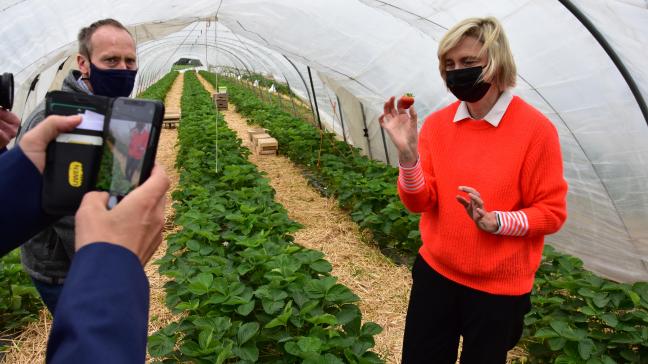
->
[16, 18, 138, 313]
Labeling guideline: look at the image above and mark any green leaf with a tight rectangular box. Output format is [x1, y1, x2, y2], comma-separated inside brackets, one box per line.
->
[361, 322, 383, 336]
[186, 239, 201, 251]
[199, 328, 214, 350]
[297, 336, 322, 353]
[187, 272, 213, 295]
[148, 332, 176, 357]
[578, 339, 595, 360]
[548, 337, 567, 351]
[325, 284, 359, 303]
[534, 327, 559, 339]
[215, 341, 233, 364]
[335, 305, 361, 326]
[601, 313, 619, 328]
[233, 343, 259, 362]
[237, 301, 255, 316]
[237, 322, 259, 345]
[310, 259, 332, 273]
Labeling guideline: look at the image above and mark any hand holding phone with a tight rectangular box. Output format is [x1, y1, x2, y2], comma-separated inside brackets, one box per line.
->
[41, 92, 163, 215]
[95, 97, 163, 208]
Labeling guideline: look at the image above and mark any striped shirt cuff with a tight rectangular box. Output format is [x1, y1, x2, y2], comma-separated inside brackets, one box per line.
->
[398, 157, 425, 193]
[494, 211, 529, 236]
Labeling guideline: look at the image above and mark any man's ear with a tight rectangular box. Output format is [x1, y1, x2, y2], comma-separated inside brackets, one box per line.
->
[77, 54, 90, 77]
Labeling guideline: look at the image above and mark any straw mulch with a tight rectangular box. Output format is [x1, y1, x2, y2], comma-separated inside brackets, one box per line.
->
[1, 75, 185, 364]
[197, 73, 410, 363]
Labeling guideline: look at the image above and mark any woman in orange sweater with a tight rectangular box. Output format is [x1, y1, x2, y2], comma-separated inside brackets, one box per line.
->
[380, 17, 568, 363]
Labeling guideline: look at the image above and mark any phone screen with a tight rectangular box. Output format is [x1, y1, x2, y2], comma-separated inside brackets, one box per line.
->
[96, 98, 156, 206]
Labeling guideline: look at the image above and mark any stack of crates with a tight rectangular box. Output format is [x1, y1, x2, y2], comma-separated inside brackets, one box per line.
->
[248, 128, 278, 155]
[213, 86, 228, 110]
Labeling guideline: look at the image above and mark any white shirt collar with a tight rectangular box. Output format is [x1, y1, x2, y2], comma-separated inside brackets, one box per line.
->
[453, 90, 514, 127]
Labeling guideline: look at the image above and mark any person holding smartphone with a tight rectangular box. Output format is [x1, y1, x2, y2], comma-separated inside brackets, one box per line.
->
[15, 18, 139, 314]
[0, 113, 169, 363]
[379, 17, 568, 363]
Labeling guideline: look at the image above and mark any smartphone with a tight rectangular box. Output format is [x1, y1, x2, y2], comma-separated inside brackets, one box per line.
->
[42, 91, 111, 215]
[95, 97, 164, 208]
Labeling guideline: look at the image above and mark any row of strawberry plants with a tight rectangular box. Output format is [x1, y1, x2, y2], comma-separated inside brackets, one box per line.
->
[137, 71, 179, 101]
[240, 73, 295, 97]
[201, 71, 421, 262]
[210, 73, 648, 363]
[149, 71, 383, 364]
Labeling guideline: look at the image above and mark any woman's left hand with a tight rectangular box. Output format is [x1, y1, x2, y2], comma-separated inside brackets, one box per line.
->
[456, 186, 498, 233]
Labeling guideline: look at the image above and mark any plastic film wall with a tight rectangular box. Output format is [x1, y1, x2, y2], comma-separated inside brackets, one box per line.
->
[1, 0, 647, 283]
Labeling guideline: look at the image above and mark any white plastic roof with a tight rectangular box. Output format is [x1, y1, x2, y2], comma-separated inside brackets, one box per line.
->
[1, 0, 647, 283]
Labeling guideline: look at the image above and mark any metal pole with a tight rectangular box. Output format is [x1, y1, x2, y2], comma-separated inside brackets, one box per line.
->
[558, 0, 648, 127]
[336, 95, 347, 143]
[282, 55, 316, 123]
[307, 66, 323, 129]
[379, 120, 391, 165]
[360, 102, 373, 160]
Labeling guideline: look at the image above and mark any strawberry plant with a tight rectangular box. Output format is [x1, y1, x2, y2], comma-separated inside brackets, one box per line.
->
[0, 250, 42, 337]
[212, 72, 648, 363]
[137, 71, 179, 101]
[149, 71, 383, 363]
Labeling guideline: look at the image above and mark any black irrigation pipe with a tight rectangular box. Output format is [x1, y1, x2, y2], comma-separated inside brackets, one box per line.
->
[360, 102, 373, 159]
[336, 95, 347, 143]
[379, 122, 391, 165]
[558, 0, 648, 127]
[307, 66, 323, 130]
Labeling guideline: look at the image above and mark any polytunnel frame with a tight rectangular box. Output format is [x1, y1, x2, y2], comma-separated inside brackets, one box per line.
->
[135, 28, 317, 120]
[133, 22, 359, 143]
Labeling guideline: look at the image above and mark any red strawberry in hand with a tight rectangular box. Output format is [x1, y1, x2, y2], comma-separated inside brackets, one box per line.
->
[397, 93, 415, 110]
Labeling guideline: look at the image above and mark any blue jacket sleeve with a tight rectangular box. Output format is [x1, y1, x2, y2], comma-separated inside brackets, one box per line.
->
[46, 243, 149, 364]
[0, 146, 56, 256]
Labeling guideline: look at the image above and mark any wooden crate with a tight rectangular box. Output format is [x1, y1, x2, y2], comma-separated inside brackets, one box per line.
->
[247, 128, 268, 142]
[251, 133, 272, 146]
[163, 111, 181, 128]
[256, 137, 278, 155]
[213, 93, 229, 110]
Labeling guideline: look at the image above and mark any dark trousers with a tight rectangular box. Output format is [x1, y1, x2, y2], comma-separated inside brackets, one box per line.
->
[32, 277, 64, 315]
[402, 255, 531, 364]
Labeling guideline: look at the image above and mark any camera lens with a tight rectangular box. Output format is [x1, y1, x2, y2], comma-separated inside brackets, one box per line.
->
[0, 73, 14, 110]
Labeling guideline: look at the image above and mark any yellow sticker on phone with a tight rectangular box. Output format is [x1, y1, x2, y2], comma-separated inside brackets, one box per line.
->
[68, 161, 83, 188]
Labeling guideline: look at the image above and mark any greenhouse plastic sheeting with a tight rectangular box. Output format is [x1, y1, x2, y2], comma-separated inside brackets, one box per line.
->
[1, 0, 647, 283]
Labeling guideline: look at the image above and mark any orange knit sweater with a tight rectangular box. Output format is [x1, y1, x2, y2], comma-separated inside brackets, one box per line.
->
[398, 96, 568, 295]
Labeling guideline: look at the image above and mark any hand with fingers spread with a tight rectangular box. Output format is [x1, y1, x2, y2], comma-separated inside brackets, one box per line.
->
[0, 108, 22, 149]
[75, 164, 170, 265]
[456, 186, 498, 233]
[379, 95, 419, 166]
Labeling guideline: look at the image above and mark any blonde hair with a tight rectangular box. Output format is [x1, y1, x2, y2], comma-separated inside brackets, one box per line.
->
[437, 17, 516, 89]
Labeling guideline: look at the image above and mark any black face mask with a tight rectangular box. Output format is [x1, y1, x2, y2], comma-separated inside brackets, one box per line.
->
[86, 62, 137, 98]
[445, 66, 491, 103]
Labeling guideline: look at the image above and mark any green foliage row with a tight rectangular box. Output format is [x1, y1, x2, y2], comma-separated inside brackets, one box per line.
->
[520, 246, 648, 363]
[137, 71, 179, 102]
[239, 72, 295, 97]
[202, 72, 421, 261]
[149, 71, 383, 364]
[212, 73, 648, 363]
[0, 250, 42, 336]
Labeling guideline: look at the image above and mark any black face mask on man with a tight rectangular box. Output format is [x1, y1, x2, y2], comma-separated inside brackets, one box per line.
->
[84, 62, 137, 98]
[445, 66, 491, 103]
